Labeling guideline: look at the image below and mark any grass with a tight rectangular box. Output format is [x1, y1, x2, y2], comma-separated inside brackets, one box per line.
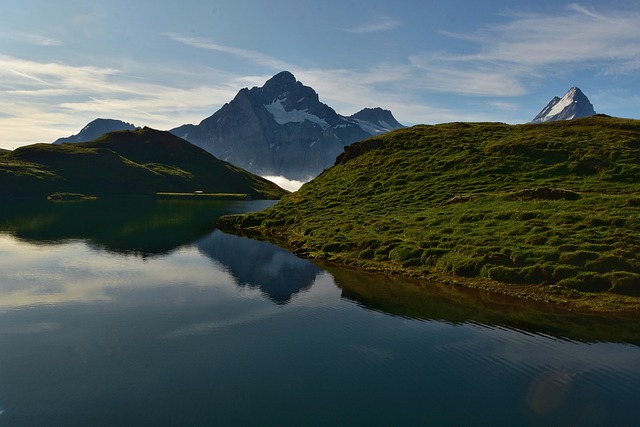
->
[218, 115, 640, 313]
[0, 127, 288, 200]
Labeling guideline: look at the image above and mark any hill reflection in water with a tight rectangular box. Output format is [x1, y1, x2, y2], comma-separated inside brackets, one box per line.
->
[0, 198, 319, 304]
[0, 198, 268, 256]
[326, 265, 640, 346]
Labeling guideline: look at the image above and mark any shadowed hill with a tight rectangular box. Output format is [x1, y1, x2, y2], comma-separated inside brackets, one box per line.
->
[219, 115, 640, 311]
[0, 127, 287, 199]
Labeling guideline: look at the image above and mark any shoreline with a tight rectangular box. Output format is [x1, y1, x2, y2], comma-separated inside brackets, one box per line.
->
[217, 218, 640, 315]
[156, 192, 252, 201]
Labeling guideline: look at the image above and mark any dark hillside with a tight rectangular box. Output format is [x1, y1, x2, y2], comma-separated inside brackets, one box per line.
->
[0, 128, 287, 199]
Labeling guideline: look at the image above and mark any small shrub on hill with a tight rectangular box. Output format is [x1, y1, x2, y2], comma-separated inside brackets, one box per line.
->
[607, 272, 640, 296]
[558, 273, 611, 292]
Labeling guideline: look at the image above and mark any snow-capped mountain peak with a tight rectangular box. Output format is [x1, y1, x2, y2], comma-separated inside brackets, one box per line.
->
[170, 71, 404, 180]
[530, 87, 596, 124]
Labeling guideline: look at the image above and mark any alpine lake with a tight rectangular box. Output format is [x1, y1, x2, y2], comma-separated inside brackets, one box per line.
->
[0, 198, 639, 426]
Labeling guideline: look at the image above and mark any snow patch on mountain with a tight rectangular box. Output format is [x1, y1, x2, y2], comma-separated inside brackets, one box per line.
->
[264, 98, 329, 128]
[353, 119, 395, 135]
[547, 88, 579, 118]
[349, 107, 404, 135]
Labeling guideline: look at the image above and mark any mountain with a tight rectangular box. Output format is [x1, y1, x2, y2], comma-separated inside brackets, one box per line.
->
[218, 115, 640, 306]
[1, 127, 287, 199]
[530, 87, 596, 124]
[53, 118, 137, 144]
[170, 71, 404, 180]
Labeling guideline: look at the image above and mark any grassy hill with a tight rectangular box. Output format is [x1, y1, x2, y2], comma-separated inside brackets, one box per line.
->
[218, 115, 640, 312]
[0, 127, 287, 199]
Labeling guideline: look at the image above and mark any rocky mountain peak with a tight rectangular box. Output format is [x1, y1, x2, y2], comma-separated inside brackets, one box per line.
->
[259, 71, 310, 103]
[255, 71, 329, 121]
[169, 71, 404, 180]
[262, 70, 297, 91]
[531, 86, 596, 124]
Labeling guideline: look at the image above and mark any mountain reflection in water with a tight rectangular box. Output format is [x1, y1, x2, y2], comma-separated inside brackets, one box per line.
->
[197, 231, 320, 304]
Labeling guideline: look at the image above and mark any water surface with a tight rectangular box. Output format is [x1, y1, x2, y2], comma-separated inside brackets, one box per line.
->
[0, 199, 638, 426]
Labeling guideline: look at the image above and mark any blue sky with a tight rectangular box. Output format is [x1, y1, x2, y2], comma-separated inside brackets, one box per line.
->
[1, 0, 639, 149]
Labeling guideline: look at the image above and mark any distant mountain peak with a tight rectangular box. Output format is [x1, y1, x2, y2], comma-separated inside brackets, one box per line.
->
[349, 108, 404, 133]
[260, 71, 300, 102]
[531, 86, 596, 124]
[54, 118, 136, 144]
[257, 71, 328, 121]
[264, 70, 297, 87]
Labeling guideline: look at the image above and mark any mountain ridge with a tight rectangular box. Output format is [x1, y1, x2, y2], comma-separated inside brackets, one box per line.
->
[169, 71, 405, 180]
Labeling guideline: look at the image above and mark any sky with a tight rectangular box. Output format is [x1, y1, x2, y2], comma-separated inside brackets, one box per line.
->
[1, 0, 639, 150]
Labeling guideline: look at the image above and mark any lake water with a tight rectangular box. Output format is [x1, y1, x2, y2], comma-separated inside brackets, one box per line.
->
[0, 199, 639, 426]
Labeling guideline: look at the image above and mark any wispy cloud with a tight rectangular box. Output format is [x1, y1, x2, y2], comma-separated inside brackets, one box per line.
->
[294, 66, 480, 125]
[0, 32, 62, 47]
[408, 55, 530, 97]
[0, 55, 118, 92]
[413, 3, 640, 97]
[471, 4, 640, 69]
[164, 33, 292, 71]
[0, 54, 241, 148]
[346, 17, 401, 34]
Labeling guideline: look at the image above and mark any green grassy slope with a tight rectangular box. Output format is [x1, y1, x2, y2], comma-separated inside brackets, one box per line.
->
[218, 115, 640, 310]
[0, 127, 287, 199]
